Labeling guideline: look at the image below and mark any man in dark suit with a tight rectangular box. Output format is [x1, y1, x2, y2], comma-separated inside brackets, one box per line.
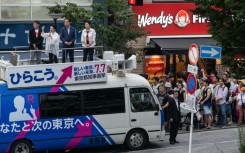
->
[60, 18, 76, 63]
[168, 89, 180, 144]
[29, 20, 43, 65]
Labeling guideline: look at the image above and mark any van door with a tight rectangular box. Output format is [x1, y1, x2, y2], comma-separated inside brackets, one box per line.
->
[127, 87, 162, 135]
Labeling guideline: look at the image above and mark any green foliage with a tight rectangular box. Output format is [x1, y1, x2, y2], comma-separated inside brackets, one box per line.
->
[91, 0, 148, 52]
[47, 0, 147, 55]
[47, 3, 91, 30]
[193, 0, 245, 79]
[239, 127, 245, 153]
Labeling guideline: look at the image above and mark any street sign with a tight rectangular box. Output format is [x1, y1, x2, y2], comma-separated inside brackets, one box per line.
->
[188, 45, 199, 153]
[186, 73, 197, 95]
[187, 64, 198, 75]
[188, 44, 199, 65]
[200, 45, 222, 59]
[185, 94, 196, 112]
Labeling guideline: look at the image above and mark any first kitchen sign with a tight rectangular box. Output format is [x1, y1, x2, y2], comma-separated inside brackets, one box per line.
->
[6, 61, 107, 89]
[133, 3, 209, 35]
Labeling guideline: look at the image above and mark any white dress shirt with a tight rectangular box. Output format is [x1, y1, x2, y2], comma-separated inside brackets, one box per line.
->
[215, 85, 228, 105]
[41, 32, 60, 57]
[81, 28, 96, 47]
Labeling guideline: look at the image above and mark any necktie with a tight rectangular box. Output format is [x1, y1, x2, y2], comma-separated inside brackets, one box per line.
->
[35, 31, 38, 38]
[86, 31, 89, 44]
[67, 28, 70, 35]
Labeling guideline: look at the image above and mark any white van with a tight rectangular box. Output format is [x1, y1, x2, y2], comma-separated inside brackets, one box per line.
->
[0, 61, 165, 153]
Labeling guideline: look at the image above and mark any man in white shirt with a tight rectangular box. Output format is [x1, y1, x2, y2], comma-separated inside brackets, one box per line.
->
[215, 78, 228, 128]
[81, 21, 96, 61]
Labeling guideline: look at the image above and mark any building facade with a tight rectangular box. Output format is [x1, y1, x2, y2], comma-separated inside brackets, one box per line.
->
[131, 1, 226, 80]
[0, 0, 93, 50]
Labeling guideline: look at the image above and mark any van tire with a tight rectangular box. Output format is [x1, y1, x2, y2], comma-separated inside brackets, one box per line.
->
[10, 139, 33, 153]
[125, 129, 147, 150]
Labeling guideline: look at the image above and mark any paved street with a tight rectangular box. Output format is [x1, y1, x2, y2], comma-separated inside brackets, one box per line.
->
[47, 128, 240, 153]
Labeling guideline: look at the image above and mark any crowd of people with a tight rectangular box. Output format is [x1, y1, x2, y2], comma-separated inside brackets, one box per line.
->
[28, 19, 96, 64]
[148, 70, 245, 144]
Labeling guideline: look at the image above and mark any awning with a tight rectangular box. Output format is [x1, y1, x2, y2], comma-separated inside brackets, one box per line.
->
[151, 38, 217, 51]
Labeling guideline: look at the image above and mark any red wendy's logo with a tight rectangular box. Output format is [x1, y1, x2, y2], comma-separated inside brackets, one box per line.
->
[174, 10, 190, 28]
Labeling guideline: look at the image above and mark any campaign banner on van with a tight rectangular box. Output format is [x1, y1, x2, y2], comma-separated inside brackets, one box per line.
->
[6, 61, 107, 89]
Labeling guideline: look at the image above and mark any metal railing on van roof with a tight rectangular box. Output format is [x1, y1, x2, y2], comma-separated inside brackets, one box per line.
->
[1, 46, 104, 65]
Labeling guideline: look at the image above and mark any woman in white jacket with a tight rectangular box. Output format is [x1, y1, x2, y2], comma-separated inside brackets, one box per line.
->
[41, 24, 59, 63]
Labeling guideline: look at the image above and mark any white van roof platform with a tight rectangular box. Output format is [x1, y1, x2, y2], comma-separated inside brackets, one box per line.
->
[0, 51, 138, 89]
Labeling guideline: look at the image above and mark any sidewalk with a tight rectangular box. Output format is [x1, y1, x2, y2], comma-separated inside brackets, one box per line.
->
[166, 122, 243, 135]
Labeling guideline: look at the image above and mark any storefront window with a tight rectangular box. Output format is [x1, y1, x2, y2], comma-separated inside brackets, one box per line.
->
[31, 0, 62, 3]
[32, 6, 49, 20]
[64, 0, 91, 3]
[1, 0, 30, 3]
[1, 6, 31, 20]
[0, 0, 92, 20]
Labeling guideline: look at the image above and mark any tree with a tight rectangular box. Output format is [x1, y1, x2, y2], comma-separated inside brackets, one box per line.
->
[47, 3, 90, 30]
[193, 0, 245, 78]
[47, 0, 147, 58]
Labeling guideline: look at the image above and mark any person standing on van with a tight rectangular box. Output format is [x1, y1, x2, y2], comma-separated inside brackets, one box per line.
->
[60, 18, 76, 63]
[29, 20, 43, 65]
[168, 89, 180, 144]
[81, 21, 96, 61]
[41, 24, 60, 63]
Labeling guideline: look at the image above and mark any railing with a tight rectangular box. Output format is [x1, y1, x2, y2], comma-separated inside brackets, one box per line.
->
[1, 46, 104, 65]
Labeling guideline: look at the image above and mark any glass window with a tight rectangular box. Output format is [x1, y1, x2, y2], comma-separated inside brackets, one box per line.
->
[83, 88, 125, 115]
[31, 0, 62, 3]
[130, 88, 157, 112]
[39, 91, 82, 119]
[64, 0, 91, 4]
[1, 0, 30, 3]
[1, 6, 31, 20]
[32, 6, 49, 20]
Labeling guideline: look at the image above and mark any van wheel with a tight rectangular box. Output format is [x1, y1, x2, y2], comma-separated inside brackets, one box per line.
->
[125, 129, 147, 150]
[11, 140, 33, 153]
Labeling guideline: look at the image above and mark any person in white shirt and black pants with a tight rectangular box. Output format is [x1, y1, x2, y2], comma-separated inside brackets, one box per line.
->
[81, 21, 96, 61]
[41, 24, 60, 63]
